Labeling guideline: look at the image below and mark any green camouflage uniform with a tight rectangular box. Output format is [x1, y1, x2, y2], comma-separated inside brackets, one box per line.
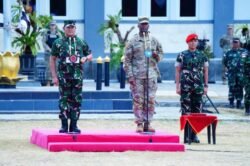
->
[175, 50, 209, 114]
[51, 36, 91, 120]
[220, 35, 233, 82]
[222, 48, 247, 103]
[243, 50, 250, 111]
[42, 29, 61, 83]
[124, 33, 163, 124]
[220, 35, 233, 53]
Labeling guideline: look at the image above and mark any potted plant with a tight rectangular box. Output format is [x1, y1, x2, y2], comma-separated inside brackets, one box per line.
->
[0, 52, 22, 88]
[11, 1, 52, 78]
[99, 10, 134, 80]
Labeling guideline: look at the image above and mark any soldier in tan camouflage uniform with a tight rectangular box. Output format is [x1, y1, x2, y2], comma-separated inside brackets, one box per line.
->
[42, 20, 61, 86]
[220, 24, 234, 84]
[124, 17, 163, 133]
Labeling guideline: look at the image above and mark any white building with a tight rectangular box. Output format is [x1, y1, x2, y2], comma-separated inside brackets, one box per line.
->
[0, 0, 250, 58]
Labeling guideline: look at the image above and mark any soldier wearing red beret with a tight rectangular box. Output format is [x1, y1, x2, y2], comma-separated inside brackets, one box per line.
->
[175, 33, 209, 143]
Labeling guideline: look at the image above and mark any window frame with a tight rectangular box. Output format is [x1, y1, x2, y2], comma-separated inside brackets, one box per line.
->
[50, 0, 67, 17]
[121, 0, 138, 17]
[150, 0, 168, 18]
[121, 0, 170, 21]
[0, 0, 3, 14]
[177, 0, 199, 20]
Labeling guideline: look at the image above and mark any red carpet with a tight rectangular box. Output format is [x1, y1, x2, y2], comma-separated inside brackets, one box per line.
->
[30, 129, 185, 152]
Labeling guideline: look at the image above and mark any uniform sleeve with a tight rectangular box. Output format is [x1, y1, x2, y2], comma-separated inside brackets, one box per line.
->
[222, 53, 227, 68]
[243, 54, 250, 76]
[219, 37, 224, 48]
[155, 38, 164, 61]
[42, 31, 50, 51]
[175, 53, 183, 67]
[51, 39, 60, 57]
[204, 55, 209, 67]
[81, 40, 91, 56]
[123, 41, 134, 78]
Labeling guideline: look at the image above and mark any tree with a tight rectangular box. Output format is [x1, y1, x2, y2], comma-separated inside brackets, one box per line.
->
[11, 0, 52, 56]
[99, 10, 135, 69]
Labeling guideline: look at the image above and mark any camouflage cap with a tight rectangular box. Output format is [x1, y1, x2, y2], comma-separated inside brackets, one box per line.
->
[50, 20, 56, 25]
[227, 24, 233, 29]
[138, 17, 149, 24]
[232, 37, 240, 42]
[64, 20, 76, 27]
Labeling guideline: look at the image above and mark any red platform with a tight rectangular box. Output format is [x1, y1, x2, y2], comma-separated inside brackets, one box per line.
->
[30, 129, 185, 152]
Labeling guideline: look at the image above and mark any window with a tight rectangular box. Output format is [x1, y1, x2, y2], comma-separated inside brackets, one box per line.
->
[151, 0, 167, 17]
[122, 0, 138, 17]
[180, 0, 196, 17]
[50, 0, 66, 16]
[0, 0, 3, 13]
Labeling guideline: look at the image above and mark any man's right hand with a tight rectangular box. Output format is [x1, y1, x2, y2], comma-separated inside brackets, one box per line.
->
[52, 77, 59, 86]
[176, 86, 181, 95]
[128, 77, 135, 86]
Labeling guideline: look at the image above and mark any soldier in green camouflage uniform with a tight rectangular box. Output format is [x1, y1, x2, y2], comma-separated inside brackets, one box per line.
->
[124, 17, 163, 133]
[242, 36, 250, 115]
[222, 38, 247, 109]
[50, 20, 92, 133]
[175, 33, 209, 143]
[220, 24, 234, 84]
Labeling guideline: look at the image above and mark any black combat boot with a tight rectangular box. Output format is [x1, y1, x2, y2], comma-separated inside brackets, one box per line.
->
[236, 100, 242, 109]
[59, 119, 68, 133]
[229, 99, 234, 108]
[191, 132, 200, 143]
[245, 105, 250, 116]
[69, 120, 81, 133]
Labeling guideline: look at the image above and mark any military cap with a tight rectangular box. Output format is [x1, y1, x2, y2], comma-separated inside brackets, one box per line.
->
[227, 24, 233, 29]
[138, 17, 149, 24]
[232, 37, 240, 43]
[186, 33, 198, 43]
[50, 20, 56, 25]
[64, 20, 76, 27]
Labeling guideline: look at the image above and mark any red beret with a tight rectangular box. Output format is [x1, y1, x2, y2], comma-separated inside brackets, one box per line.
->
[186, 33, 198, 43]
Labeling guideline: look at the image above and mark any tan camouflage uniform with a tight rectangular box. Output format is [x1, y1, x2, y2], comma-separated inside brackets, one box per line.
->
[220, 25, 234, 83]
[124, 33, 163, 124]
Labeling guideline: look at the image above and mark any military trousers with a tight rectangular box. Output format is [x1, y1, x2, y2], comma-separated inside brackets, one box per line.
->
[58, 78, 83, 120]
[244, 78, 250, 106]
[180, 85, 203, 114]
[44, 51, 52, 81]
[130, 78, 157, 124]
[228, 75, 244, 102]
[228, 85, 243, 102]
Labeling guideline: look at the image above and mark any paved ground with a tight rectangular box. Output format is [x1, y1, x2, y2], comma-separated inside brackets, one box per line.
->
[0, 81, 250, 166]
[0, 119, 249, 166]
[0, 107, 249, 121]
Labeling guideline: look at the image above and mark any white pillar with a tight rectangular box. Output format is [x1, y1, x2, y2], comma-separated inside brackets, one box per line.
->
[3, 0, 12, 51]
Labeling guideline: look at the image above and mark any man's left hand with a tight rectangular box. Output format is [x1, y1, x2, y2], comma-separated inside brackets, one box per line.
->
[152, 51, 160, 62]
[204, 87, 208, 95]
[80, 57, 87, 63]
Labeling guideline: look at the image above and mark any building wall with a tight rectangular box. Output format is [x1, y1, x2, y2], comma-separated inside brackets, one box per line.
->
[104, 0, 214, 58]
[234, 0, 250, 21]
[1, 0, 250, 58]
[114, 23, 213, 57]
[0, 0, 85, 52]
